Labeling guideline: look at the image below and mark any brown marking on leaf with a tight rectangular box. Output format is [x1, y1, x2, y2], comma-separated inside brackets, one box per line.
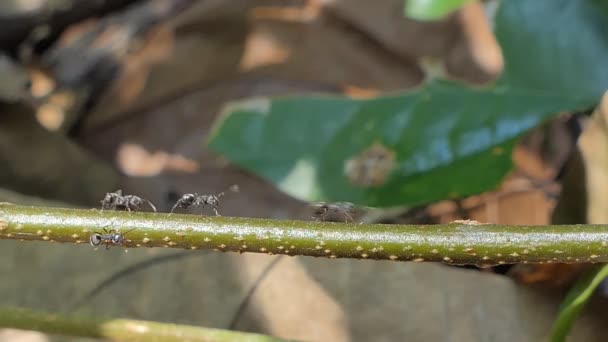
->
[342, 86, 379, 99]
[492, 146, 504, 155]
[344, 142, 396, 187]
[448, 192, 460, 199]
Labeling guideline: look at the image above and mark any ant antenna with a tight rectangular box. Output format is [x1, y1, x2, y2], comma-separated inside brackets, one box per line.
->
[217, 184, 240, 199]
[169, 206, 177, 216]
[169, 196, 192, 216]
[344, 211, 354, 223]
[122, 228, 138, 235]
[121, 228, 138, 252]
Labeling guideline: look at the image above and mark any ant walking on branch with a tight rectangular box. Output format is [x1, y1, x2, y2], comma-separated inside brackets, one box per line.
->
[310, 202, 357, 222]
[89, 227, 137, 250]
[101, 190, 157, 212]
[170, 185, 239, 216]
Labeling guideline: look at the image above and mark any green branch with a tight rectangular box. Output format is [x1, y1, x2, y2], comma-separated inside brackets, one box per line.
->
[1, 204, 607, 266]
[0, 307, 292, 342]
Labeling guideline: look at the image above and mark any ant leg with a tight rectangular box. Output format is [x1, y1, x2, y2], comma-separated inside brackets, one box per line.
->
[313, 209, 325, 222]
[344, 211, 354, 223]
[144, 200, 157, 213]
[321, 208, 328, 222]
[169, 201, 181, 215]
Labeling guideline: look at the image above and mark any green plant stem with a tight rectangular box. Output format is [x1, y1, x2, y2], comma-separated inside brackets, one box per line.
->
[0, 307, 291, 342]
[1, 204, 608, 266]
[549, 264, 608, 342]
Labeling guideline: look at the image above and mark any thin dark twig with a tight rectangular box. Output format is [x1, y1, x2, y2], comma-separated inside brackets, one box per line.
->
[69, 251, 198, 311]
[228, 256, 284, 330]
[73, 246, 286, 330]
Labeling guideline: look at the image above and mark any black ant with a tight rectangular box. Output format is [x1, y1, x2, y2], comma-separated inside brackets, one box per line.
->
[89, 228, 137, 250]
[101, 190, 157, 212]
[310, 202, 358, 223]
[170, 185, 239, 216]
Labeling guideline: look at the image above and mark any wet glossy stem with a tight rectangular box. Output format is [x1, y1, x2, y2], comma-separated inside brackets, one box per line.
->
[1, 204, 608, 266]
[0, 307, 291, 342]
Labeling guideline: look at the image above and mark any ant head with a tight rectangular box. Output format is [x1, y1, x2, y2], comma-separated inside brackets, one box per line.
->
[104, 192, 119, 205]
[204, 195, 220, 205]
[111, 233, 125, 244]
[112, 228, 137, 245]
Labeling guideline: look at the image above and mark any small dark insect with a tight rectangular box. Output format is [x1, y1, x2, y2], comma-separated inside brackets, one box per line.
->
[311, 201, 359, 223]
[101, 190, 157, 212]
[170, 185, 239, 216]
[90, 228, 137, 250]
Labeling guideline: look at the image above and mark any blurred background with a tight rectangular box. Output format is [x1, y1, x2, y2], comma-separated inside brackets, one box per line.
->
[0, 0, 607, 341]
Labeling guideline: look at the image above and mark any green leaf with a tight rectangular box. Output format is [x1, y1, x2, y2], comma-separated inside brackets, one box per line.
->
[496, 0, 608, 101]
[207, 0, 608, 207]
[550, 265, 608, 342]
[404, 0, 474, 21]
[209, 80, 588, 207]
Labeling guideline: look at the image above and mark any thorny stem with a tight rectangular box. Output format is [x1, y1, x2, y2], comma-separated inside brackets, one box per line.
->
[0, 307, 292, 342]
[1, 204, 608, 266]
